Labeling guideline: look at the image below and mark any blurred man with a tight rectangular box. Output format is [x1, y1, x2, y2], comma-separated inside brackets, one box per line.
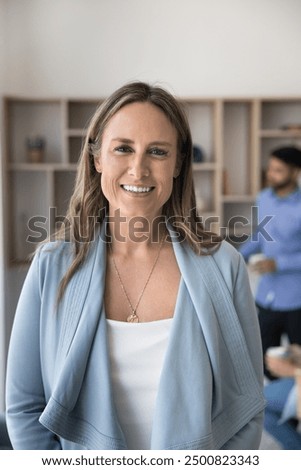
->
[240, 147, 301, 379]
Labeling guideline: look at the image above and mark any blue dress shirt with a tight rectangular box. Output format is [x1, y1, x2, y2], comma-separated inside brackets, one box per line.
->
[239, 187, 301, 310]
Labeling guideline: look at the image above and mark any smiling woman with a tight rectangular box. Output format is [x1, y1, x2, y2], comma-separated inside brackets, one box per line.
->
[6, 81, 265, 450]
[93, 102, 179, 222]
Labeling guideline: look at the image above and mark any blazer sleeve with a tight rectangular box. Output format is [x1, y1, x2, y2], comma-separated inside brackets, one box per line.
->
[6, 250, 61, 449]
[223, 253, 265, 449]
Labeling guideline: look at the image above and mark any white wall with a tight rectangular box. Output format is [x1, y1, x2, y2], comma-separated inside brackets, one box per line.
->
[2, 0, 301, 98]
[1, 0, 301, 410]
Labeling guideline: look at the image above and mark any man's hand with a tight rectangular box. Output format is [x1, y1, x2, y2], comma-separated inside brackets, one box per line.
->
[265, 345, 301, 378]
[251, 258, 277, 274]
[265, 355, 296, 378]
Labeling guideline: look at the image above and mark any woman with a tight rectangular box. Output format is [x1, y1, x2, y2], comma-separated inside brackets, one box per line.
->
[6, 81, 265, 450]
[264, 345, 301, 449]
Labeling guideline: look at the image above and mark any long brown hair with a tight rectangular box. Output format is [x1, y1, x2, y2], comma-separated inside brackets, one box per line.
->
[55, 81, 221, 299]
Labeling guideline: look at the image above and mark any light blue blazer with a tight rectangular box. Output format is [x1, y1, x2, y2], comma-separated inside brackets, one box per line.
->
[6, 225, 265, 450]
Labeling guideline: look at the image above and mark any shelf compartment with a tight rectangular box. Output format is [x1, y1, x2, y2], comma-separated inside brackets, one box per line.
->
[261, 100, 301, 130]
[6, 99, 63, 164]
[54, 170, 77, 220]
[68, 135, 85, 164]
[223, 102, 252, 196]
[222, 201, 254, 239]
[193, 170, 216, 214]
[9, 170, 52, 263]
[182, 100, 216, 162]
[68, 100, 101, 129]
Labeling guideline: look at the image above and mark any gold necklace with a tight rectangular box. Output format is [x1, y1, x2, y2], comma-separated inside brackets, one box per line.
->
[109, 235, 165, 323]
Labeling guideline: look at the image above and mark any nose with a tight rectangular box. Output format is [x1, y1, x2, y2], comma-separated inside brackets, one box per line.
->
[128, 154, 149, 179]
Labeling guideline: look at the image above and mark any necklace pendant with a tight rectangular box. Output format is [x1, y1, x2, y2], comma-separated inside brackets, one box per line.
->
[127, 312, 139, 323]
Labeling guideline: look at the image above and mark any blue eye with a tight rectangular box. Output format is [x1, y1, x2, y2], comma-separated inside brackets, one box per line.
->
[149, 148, 168, 157]
[114, 146, 132, 154]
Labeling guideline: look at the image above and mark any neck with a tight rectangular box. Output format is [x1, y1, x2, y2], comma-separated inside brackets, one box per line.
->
[106, 210, 168, 254]
[274, 182, 298, 197]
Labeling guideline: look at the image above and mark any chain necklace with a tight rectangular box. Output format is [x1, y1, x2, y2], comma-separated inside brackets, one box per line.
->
[109, 234, 165, 323]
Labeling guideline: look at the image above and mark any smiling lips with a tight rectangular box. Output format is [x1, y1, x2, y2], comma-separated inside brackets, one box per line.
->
[121, 184, 154, 194]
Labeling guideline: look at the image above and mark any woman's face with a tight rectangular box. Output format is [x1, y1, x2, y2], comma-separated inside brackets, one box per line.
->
[94, 102, 179, 220]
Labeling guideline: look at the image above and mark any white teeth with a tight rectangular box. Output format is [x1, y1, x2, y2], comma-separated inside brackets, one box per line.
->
[123, 185, 152, 193]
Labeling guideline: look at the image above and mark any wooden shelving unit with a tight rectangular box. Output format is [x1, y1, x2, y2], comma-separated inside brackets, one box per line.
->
[3, 95, 301, 265]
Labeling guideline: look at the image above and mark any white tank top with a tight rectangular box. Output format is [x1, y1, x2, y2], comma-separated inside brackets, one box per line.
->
[106, 318, 173, 450]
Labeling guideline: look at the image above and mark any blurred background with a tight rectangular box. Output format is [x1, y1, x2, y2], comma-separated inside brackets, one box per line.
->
[0, 1, 301, 445]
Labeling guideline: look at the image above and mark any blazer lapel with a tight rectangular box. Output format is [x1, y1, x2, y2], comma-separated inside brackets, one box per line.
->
[151, 234, 264, 449]
[40, 229, 127, 449]
[150, 277, 215, 449]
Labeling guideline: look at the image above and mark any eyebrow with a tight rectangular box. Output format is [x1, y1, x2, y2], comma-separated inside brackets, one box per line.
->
[111, 138, 173, 147]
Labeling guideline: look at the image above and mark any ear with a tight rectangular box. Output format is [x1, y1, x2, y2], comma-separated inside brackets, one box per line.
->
[94, 155, 102, 173]
[173, 168, 180, 178]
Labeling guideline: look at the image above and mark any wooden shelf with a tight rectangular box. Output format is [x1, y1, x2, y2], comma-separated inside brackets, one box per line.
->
[8, 163, 78, 171]
[66, 129, 87, 137]
[259, 129, 301, 138]
[222, 195, 255, 203]
[192, 162, 217, 171]
[3, 95, 301, 265]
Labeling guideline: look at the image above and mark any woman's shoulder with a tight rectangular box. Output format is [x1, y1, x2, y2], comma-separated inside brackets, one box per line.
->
[209, 240, 244, 286]
[211, 239, 241, 266]
[33, 240, 75, 273]
[37, 239, 74, 258]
